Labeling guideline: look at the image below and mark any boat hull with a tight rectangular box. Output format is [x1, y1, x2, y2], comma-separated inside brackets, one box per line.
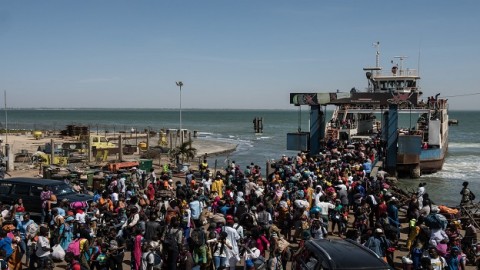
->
[420, 140, 448, 174]
[396, 134, 448, 178]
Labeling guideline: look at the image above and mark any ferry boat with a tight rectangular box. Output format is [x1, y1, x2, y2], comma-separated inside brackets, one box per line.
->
[323, 46, 449, 178]
[288, 44, 449, 178]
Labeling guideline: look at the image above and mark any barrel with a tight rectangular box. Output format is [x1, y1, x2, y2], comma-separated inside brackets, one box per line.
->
[33, 131, 43, 140]
[138, 142, 147, 151]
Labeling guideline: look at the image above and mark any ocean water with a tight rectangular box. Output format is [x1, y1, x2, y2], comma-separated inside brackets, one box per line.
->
[3, 109, 478, 206]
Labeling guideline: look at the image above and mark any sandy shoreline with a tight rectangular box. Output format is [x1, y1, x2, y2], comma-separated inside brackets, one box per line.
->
[4, 132, 238, 177]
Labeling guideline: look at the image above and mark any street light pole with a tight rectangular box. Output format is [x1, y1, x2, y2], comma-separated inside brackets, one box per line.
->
[176, 81, 183, 143]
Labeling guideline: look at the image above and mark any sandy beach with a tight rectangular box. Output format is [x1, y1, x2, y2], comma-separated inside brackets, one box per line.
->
[4, 131, 237, 177]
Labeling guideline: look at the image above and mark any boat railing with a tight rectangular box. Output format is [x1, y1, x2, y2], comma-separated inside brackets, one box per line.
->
[373, 68, 418, 77]
[341, 102, 444, 112]
[396, 68, 418, 77]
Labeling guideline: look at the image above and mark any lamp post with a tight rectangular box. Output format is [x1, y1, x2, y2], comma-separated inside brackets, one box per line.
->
[176, 81, 184, 143]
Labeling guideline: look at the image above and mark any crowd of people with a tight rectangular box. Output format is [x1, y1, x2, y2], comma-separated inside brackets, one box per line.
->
[0, 137, 477, 270]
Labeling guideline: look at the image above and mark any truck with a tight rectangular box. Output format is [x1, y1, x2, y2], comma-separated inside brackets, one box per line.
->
[84, 135, 118, 150]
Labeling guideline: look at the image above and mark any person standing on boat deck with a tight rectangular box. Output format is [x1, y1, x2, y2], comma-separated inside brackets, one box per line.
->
[460, 181, 474, 205]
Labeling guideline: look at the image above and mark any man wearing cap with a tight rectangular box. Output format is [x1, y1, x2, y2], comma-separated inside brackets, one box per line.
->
[365, 228, 390, 260]
[387, 197, 400, 239]
[130, 166, 140, 186]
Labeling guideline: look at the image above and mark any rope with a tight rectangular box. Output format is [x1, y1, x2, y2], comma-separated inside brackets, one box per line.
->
[441, 92, 480, 98]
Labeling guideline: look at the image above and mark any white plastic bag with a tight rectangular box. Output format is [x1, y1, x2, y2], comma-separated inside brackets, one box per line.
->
[402, 256, 413, 264]
[52, 244, 65, 261]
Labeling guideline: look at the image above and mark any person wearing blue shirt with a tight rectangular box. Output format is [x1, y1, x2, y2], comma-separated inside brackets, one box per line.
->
[365, 228, 390, 259]
[56, 205, 66, 217]
[219, 202, 231, 216]
[445, 246, 466, 270]
[363, 159, 372, 175]
[189, 197, 202, 227]
[387, 198, 400, 239]
[16, 213, 34, 264]
[59, 216, 75, 250]
[0, 230, 13, 261]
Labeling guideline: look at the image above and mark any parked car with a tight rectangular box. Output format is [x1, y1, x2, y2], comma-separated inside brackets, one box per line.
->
[292, 239, 392, 270]
[0, 178, 93, 214]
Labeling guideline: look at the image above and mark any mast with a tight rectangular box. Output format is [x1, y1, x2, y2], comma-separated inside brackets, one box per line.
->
[394, 56, 407, 76]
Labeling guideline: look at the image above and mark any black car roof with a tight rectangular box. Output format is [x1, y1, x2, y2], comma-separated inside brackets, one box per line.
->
[306, 239, 391, 270]
[3, 178, 66, 186]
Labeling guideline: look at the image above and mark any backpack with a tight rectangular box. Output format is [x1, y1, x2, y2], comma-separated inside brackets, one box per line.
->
[85, 245, 99, 261]
[240, 213, 255, 227]
[254, 255, 266, 269]
[148, 251, 162, 267]
[190, 228, 206, 247]
[71, 260, 89, 270]
[469, 191, 476, 201]
[163, 228, 179, 252]
[257, 211, 269, 226]
[26, 222, 39, 239]
[277, 238, 290, 253]
[0, 259, 8, 270]
[139, 197, 148, 207]
[93, 193, 101, 203]
[109, 239, 119, 250]
[67, 238, 82, 257]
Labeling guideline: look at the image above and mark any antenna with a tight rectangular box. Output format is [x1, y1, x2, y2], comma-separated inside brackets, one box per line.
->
[373, 42, 380, 75]
[393, 56, 408, 75]
[4, 91, 6, 145]
[417, 44, 421, 77]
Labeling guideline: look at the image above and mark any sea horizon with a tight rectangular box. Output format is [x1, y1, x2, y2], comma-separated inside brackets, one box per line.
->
[2, 107, 479, 112]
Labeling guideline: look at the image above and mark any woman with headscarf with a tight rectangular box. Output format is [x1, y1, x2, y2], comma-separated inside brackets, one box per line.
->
[59, 216, 75, 250]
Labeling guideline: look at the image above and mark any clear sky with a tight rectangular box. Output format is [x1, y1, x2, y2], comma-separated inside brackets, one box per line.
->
[0, 1, 479, 110]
